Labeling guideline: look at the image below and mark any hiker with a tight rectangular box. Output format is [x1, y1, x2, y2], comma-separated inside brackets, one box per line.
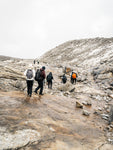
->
[33, 59, 35, 64]
[46, 72, 53, 89]
[24, 64, 35, 97]
[34, 59, 40, 71]
[71, 71, 77, 84]
[34, 66, 46, 95]
[61, 74, 67, 84]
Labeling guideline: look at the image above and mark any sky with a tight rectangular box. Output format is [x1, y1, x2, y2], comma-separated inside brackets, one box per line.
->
[0, 0, 113, 59]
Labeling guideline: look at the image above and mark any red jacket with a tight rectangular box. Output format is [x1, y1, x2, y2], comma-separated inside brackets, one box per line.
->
[40, 68, 46, 79]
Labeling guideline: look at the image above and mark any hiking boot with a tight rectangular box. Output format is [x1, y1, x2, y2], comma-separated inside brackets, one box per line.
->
[39, 93, 44, 95]
[34, 91, 37, 94]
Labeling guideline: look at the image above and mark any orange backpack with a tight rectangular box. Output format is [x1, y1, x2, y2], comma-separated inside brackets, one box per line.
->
[72, 73, 76, 79]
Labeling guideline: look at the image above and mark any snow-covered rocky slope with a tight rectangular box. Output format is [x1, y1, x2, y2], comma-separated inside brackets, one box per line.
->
[40, 37, 113, 69]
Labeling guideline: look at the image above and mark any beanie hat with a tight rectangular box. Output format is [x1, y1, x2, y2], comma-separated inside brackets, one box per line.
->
[42, 66, 45, 70]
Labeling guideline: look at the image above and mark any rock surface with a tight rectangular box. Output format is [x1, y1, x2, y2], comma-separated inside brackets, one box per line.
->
[0, 37, 113, 149]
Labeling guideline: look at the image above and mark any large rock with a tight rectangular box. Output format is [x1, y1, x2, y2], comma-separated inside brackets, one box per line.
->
[83, 110, 90, 116]
[109, 105, 113, 124]
[99, 144, 113, 150]
[76, 101, 83, 108]
[0, 129, 40, 150]
[0, 64, 26, 91]
[57, 82, 75, 92]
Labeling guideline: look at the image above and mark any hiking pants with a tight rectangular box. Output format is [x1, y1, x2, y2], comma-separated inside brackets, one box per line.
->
[26, 80, 33, 96]
[62, 80, 66, 84]
[48, 80, 52, 89]
[71, 78, 76, 84]
[35, 80, 43, 94]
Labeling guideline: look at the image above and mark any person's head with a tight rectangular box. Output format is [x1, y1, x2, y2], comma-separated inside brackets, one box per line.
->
[42, 66, 45, 70]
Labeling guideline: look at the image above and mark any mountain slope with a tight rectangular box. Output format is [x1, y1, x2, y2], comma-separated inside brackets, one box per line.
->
[40, 37, 113, 95]
[40, 37, 113, 69]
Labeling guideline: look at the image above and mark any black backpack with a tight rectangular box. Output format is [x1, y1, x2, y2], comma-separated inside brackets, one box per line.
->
[47, 74, 52, 82]
[35, 69, 43, 81]
[26, 69, 33, 79]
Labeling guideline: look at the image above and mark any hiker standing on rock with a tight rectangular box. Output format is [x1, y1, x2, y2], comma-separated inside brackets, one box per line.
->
[46, 72, 53, 89]
[24, 64, 35, 97]
[71, 71, 77, 84]
[34, 66, 46, 95]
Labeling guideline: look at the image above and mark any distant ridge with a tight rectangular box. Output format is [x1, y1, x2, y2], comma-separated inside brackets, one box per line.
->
[0, 55, 34, 61]
[0, 55, 22, 61]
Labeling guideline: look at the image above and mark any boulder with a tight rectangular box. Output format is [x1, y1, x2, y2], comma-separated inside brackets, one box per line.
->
[109, 105, 113, 124]
[83, 110, 90, 116]
[14, 81, 26, 90]
[98, 107, 102, 111]
[76, 101, 83, 108]
[82, 100, 92, 106]
[108, 94, 113, 99]
[0, 65, 26, 91]
[101, 114, 109, 120]
[57, 82, 75, 92]
[77, 75, 87, 82]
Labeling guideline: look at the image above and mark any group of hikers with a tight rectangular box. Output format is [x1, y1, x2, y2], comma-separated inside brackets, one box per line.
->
[24, 60, 77, 97]
[61, 71, 77, 84]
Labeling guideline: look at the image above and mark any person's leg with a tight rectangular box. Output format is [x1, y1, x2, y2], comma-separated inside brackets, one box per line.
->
[27, 80, 31, 96]
[50, 81, 52, 89]
[73, 79, 75, 84]
[26, 80, 29, 95]
[48, 81, 52, 89]
[75, 78, 76, 84]
[29, 80, 33, 96]
[48, 81, 50, 89]
[34, 81, 40, 93]
[71, 78, 74, 84]
[39, 81, 43, 95]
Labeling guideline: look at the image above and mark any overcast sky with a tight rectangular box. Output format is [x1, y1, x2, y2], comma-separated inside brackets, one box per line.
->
[0, 0, 113, 59]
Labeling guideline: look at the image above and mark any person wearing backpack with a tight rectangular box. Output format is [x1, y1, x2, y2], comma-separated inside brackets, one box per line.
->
[46, 72, 53, 89]
[24, 64, 35, 97]
[71, 71, 77, 84]
[62, 74, 67, 84]
[34, 66, 46, 95]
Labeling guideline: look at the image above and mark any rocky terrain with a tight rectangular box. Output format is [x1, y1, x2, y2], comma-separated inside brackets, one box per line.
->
[0, 37, 113, 150]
